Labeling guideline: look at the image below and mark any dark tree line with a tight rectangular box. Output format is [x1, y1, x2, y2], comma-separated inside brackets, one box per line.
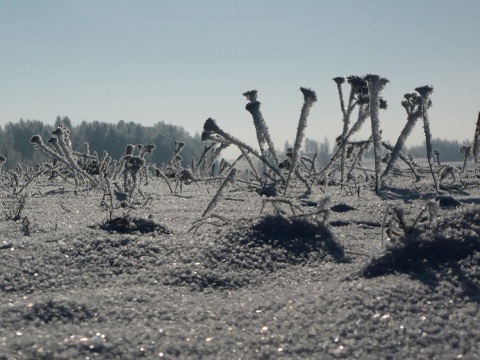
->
[407, 138, 471, 162]
[0, 117, 205, 170]
[0, 117, 471, 171]
[283, 137, 470, 169]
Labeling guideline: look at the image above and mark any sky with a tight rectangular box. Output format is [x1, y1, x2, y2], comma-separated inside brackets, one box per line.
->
[1, 0, 479, 158]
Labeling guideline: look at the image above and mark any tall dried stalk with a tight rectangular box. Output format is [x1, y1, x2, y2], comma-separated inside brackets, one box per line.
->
[364, 74, 389, 193]
[473, 111, 480, 164]
[416, 85, 438, 192]
[202, 118, 285, 181]
[243, 90, 279, 167]
[284, 87, 317, 195]
[382, 92, 423, 179]
[322, 76, 369, 179]
[202, 168, 238, 217]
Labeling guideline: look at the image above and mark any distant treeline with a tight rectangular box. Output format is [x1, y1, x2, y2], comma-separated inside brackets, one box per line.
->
[0, 117, 472, 170]
[287, 137, 471, 166]
[0, 117, 205, 170]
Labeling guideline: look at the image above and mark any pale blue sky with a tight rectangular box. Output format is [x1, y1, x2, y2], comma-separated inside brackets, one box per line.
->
[1, 0, 479, 156]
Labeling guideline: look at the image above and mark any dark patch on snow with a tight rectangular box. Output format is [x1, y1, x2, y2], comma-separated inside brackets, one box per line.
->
[436, 195, 461, 208]
[94, 216, 172, 235]
[23, 299, 96, 324]
[330, 220, 351, 227]
[331, 204, 355, 212]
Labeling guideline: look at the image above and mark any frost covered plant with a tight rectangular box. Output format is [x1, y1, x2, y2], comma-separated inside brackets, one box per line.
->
[284, 87, 317, 195]
[460, 145, 472, 173]
[438, 165, 456, 186]
[382, 200, 440, 245]
[473, 111, 480, 164]
[243, 90, 279, 167]
[122, 154, 146, 199]
[415, 85, 438, 192]
[30, 131, 98, 186]
[364, 74, 389, 193]
[330, 76, 369, 182]
[202, 118, 284, 181]
[113, 144, 135, 180]
[382, 92, 423, 179]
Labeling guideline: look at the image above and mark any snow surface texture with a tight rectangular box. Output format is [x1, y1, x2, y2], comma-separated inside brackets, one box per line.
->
[1, 168, 479, 359]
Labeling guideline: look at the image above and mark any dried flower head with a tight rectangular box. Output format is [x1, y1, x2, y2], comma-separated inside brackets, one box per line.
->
[203, 118, 222, 134]
[333, 77, 345, 85]
[51, 126, 64, 137]
[415, 85, 434, 98]
[30, 135, 44, 146]
[300, 87, 317, 103]
[174, 141, 185, 152]
[347, 75, 367, 89]
[364, 74, 389, 90]
[243, 90, 258, 103]
[144, 144, 156, 154]
[125, 144, 135, 155]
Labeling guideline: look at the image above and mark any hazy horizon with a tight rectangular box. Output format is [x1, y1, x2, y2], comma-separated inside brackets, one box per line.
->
[2, 0, 479, 157]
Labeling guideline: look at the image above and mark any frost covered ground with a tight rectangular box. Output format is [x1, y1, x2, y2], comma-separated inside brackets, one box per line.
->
[1, 164, 479, 359]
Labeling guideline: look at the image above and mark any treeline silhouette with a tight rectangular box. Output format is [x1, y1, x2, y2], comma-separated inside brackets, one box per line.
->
[289, 137, 470, 167]
[0, 117, 205, 170]
[0, 117, 471, 171]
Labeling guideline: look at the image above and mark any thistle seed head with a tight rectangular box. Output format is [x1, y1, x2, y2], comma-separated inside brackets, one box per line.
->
[243, 90, 258, 103]
[30, 135, 44, 146]
[333, 76, 345, 85]
[174, 141, 185, 152]
[347, 75, 367, 89]
[203, 118, 222, 134]
[300, 87, 317, 103]
[51, 126, 64, 137]
[125, 144, 135, 155]
[415, 85, 434, 98]
[364, 74, 389, 90]
[144, 144, 156, 154]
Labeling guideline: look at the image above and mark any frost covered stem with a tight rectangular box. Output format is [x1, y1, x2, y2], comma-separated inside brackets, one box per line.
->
[284, 87, 317, 195]
[364, 74, 388, 193]
[244, 91, 279, 167]
[203, 118, 284, 181]
[473, 111, 480, 164]
[416, 85, 438, 192]
[382, 93, 422, 179]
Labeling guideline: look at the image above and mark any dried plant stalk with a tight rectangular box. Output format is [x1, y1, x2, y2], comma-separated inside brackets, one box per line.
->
[473, 111, 480, 164]
[416, 85, 438, 192]
[364, 74, 389, 193]
[284, 87, 317, 195]
[202, 168, 238, 217]
[382, 93, 423, 179]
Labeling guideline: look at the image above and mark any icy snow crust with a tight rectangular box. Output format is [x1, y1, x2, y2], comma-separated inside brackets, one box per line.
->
[1, 171, 479, 359]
